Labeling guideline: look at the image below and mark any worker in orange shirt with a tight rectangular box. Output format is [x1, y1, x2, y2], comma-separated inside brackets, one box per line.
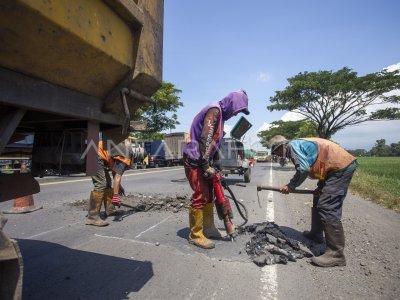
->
[86, 139, 132, 227]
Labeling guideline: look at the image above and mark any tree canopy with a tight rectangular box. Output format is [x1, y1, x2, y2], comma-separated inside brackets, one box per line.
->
[268, 67, 400, 139]
[258, 120, 317, 147]
[132, 82, 183, 140]
[368, 139, 400, 157]
[347, 139, 400, 157]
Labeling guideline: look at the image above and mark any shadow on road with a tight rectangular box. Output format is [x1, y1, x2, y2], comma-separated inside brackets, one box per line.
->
[177, 227, 189, 240]
[18, 239, 153, 300]
[279, 226, 325, 256]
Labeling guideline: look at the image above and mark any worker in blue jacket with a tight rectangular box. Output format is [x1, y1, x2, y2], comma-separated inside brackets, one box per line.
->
[270, 135, 357, 267]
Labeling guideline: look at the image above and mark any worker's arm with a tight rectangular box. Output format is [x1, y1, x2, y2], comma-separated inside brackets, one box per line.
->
[111, 159, 128, 205]
[199, 108, 220, 176]
[281, 144, 309, 194]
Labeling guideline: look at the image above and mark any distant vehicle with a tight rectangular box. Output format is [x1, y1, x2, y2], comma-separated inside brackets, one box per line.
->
[144, 140, 166, 168]
[129, 137, 147, 169]
[256, 151, 269, 162]
[219, 116, 253, 183]
[148, 155, 167, 168]
[164, 132, 187, 166]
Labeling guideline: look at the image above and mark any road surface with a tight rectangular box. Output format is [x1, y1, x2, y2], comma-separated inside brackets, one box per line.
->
[1, 163, 399, 299]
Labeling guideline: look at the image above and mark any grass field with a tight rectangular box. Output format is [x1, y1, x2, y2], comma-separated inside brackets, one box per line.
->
[350, 157, 400, 212]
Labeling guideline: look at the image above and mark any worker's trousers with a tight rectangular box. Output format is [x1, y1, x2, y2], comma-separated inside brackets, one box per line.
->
[91, 159, 112, 192]
[184, 160, 212, 209]
[317, 161, 357, 224]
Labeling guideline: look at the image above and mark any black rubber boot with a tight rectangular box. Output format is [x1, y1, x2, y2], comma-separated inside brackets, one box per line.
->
[303, 207, 324, 244]
[311, 222, 346, 267]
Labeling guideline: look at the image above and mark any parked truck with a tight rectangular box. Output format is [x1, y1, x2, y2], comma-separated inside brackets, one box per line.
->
[164, 132, 187, 166]
[219, 116, 253, 183]
[0, 1, 164, 299]
[144, 140, 166, 168]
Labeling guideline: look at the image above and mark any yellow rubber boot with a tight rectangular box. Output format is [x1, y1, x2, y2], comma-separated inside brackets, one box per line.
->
[203, 203, 226, 238]
[189, 207, 215, 249]
[86, 191, 109, 226]
[103, 188, 118, 217]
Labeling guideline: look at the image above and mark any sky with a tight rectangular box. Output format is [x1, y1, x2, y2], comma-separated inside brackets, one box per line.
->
[162, 0, 400, 150]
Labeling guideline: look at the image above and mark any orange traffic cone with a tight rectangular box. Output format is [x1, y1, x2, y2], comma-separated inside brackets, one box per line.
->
[3, 195, 43, 214]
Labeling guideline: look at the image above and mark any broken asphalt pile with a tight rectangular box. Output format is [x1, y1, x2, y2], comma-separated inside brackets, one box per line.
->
[238, 221, 313, 266]
[120, 193, 191, 212]
[69, 193, 191, 213]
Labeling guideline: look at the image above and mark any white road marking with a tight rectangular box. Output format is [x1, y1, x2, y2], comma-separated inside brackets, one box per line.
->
[135, 216, 172, 238]
[27, 222, 81, 239]
[261, 162, 278, 300]
[95, 234, 156, 246]
[39, 167, 182, 186]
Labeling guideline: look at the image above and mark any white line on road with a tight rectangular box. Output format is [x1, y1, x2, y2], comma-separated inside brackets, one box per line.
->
[135, 216, 172, 238]
[27, 221, 81, 239]
[39, 167, 182, 186]
[261, 162, 278, 300]
[95, 233, 156, 246]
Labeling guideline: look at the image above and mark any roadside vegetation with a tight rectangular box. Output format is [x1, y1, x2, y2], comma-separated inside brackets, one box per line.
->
[350, 157, 400, 212]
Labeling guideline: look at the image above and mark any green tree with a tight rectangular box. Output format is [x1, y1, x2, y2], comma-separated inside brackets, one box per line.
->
[370, 107, 400, 120]
[268, 67, 400, 139]
[369, 139, 391, 157]
[258, 120, 317, 147]
[389, 142, 400, 156]
[347, 149, 367, 157]
[132, 82, 183, 140]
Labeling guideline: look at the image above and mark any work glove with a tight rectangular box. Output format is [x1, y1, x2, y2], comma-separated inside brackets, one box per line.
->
[203, 166, 217, 179]
[112, 194, 121, 206]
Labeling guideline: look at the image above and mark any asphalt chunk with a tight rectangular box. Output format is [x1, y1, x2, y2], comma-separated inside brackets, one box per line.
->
[239, 221, 313, 266]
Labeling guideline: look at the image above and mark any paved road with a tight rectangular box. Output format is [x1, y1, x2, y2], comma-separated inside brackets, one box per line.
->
[1, 163, 399, 299]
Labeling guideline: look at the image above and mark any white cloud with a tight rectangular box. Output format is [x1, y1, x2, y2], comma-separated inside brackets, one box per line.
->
[257, 72, 271, 82]
[384, 62, 400, 72]
[281, 111, 305, 122]
[257, 122, 272, 132]
[333, 120, 400, 150]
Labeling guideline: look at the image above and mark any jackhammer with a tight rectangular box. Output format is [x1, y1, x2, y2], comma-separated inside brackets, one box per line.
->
[212, 171, 248, 241]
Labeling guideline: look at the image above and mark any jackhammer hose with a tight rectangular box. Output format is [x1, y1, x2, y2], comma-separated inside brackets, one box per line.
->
[224, 184, 248, 226]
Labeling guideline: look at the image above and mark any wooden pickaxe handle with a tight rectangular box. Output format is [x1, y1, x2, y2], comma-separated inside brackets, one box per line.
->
[256, 185, 315, 194]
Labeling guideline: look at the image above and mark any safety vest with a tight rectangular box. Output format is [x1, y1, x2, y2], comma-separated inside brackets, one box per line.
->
[302, 138, 356, 180]
[98, 141, 132, 168]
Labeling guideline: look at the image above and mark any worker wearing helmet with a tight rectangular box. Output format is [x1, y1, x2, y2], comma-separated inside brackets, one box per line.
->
[270, 135, 357, 267]
[86, 138, 132, 227]
[183, 90, 250, 249]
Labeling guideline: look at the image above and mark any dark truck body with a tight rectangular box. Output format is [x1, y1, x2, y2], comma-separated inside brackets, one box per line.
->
[144, 140, 167, 168]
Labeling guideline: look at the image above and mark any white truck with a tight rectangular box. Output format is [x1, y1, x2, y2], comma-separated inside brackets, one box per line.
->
[218, 117, 253, 183]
